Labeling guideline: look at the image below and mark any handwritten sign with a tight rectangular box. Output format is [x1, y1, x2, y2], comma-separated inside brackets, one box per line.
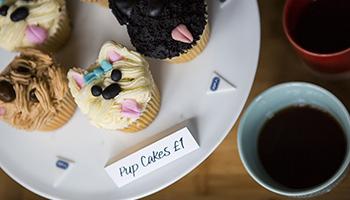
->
[105, 127, 199, 187]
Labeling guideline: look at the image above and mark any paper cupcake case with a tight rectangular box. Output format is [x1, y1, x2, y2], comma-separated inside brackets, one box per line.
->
[38, 6, 71, 53]
[40, 91, 77, 131]
[80, 0, 109, 7]
[122, 86, 161, 133]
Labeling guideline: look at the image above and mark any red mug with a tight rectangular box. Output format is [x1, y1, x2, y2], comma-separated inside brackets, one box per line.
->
[283, 0, 350, 74]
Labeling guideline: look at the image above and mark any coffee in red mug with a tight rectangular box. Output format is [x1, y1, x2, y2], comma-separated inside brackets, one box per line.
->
[283, 0, 350, 74]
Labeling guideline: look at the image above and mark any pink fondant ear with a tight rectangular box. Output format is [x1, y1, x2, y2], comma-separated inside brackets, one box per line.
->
[0, 107, 6, 116]
[121, 99, 142, 119]
[108, 50, 123, 62]
[25, 25, 48, 44]
[71, 71, 85, 89]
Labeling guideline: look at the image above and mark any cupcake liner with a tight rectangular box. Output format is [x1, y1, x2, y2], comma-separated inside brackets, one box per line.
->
[39, 90, 76, 131]
[36, 3, 71, 53]
[167, 23, 210, 64]
[80, 0, 109, 7]
[121, 86, 161, 133]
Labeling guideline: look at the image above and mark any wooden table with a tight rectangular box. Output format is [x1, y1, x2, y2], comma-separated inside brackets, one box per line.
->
[1, 0, 350, 199]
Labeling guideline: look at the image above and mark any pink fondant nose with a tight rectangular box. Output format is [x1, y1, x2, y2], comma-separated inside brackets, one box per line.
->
[25, 25, 48, 44]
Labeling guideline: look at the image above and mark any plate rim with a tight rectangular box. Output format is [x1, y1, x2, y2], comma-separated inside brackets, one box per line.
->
[0, 0, 261, 199]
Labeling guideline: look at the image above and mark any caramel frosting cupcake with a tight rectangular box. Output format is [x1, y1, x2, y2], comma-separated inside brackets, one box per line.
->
[0, 49, 76, 131]
[0, 0, 71, 52]
[68, 41, 160, 132]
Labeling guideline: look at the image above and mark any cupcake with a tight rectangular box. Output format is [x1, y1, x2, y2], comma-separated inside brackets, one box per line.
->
[0, 0, 71, 52]
[80, 0, 108, 7]
[67, 41, 160, 132]
[0, 49, 76, 131]
[108, 0, 210, 63]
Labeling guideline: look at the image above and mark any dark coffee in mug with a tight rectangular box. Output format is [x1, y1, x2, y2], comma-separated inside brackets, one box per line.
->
[293, 0, 350, 54]
[258, 105, 347, 189]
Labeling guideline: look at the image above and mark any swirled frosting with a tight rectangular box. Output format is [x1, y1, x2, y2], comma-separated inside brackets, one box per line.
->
[68, 41, 156, 130]
[0, 49, 69, 130]
[0, 0, 65, 51]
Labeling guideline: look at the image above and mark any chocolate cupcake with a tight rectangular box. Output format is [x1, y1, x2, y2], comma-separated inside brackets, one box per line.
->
[0, 49, 76, 131]
[108, 0, 210, 63]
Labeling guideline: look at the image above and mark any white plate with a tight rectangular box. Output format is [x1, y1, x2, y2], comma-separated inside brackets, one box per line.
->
[0, 0, 260, 199]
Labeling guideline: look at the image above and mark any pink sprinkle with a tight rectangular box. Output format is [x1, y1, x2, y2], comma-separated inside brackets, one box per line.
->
[25, 25, 48, 44]
[171, 24, 194, 44]
[71, 71, 84, 89]
[0, 107, 6, 116]
[121, 99, 142, 119]
[108, 50, 123, 62]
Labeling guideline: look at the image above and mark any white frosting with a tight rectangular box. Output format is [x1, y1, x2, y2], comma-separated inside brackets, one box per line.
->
[68, 41, 156, 130]
[0, 0, 65, 51]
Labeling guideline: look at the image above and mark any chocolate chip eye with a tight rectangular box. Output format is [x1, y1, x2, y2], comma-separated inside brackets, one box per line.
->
[0, 5, 9, 16]
[102, 83, 121, 100]
[111, 0, 138, 24]
[29, 89, 38, 102]
[111, 69, 122, 82]
[148, 0, 165, 17]
[15, 66, 31, 74]
[91, 85, 103, 97]
[10, 7, 29, 22]
[0, 80, 16, 103]
[115, 0, 138, 17]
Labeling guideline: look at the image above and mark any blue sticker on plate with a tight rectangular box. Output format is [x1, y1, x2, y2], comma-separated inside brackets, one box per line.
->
[210, 77, 220, 91]
[56, 160, 69, 170]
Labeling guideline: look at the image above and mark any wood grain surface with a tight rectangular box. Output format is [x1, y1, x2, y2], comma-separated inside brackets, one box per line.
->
[1, 0, 350, 199]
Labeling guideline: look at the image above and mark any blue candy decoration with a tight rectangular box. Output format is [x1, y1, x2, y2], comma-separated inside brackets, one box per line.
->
[210, 77, 220, 91]
[93, 67, 104, 76]
[56, 160, 69, 170]
[83, 72, 95, 84]
[83, 60, 113, 84]
[100, 60, 113, 72]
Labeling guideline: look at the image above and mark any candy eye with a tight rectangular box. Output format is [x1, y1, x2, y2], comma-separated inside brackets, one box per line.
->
[0, 80, 16, 103]
[29, 89, 39, 102]
[148, 0, 165, 17]
[0, 5, 9, 16]
[111, 69, 122, 82]
[10, 6, 29, 22]
[15, 65, 31, 75]
[91, 85, 103, 97]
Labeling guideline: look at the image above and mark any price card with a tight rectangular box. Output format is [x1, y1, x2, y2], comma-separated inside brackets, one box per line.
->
[105, 127, 199, 187]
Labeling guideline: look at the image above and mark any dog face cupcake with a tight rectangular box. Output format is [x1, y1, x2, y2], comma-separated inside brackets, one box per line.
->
[68, 41, 160, 132]
[0, 0, 70, 52]
[0, 49, 76, 131]
[108, 0, 210, 63]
